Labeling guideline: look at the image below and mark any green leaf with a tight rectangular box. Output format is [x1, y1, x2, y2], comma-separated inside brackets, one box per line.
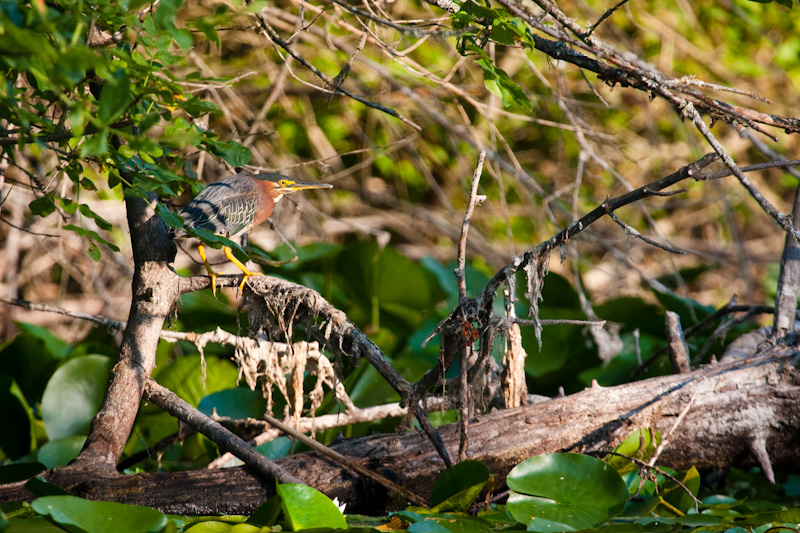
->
[80, 128, 109, 156]
[336, 241, 445, 331]
[607, 429, 661, 475]
[2, 516, 68, 532]
[99, 69, 134, 125]
[41, 355, 114, 440]
[431, 460, 490, 512]
[407, 515, 494, 533]
[87, 242, 101, 261]
[475, 58, 531, 109]
[659, 466, 700, 515]
[157, 203, 185, 230]
[247, 496, 282, 527]
[203, 138, 252, 166]
[25, 477, 70, 498]
[276, 483, 348, 530]
[154, 0, 184, 30]
[155, 355, 238, 408]
[0, 375, 35, 459]
[0, 323, 70, 403]
[29, 193, 57, 217]
[198, 388, 268, 420]
[62, 224, 120, 254]
[506, 453, 629, 532]
[31, 495, 167, 533]
[37, 436, 87, 469]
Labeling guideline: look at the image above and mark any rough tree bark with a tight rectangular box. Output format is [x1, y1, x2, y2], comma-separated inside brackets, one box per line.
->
[1, 351, 796, 515]
[70, 195, 179, 469]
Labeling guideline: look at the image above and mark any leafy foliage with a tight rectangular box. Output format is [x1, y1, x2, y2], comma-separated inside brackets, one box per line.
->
[506, 453, 629, 531]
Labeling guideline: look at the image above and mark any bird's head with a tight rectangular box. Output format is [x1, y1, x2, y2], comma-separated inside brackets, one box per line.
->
[254, 173, 333, 202]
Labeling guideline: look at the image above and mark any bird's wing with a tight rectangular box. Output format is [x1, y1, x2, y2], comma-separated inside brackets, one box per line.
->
[181, 178, 258, 237]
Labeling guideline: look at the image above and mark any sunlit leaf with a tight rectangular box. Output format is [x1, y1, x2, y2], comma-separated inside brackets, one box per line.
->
[31, 495, 167, 533]
[203, 138, 252, 167]
[506, 453, 629, 531]
[277, 483, 348, 530]
[607, 429, 662, 475]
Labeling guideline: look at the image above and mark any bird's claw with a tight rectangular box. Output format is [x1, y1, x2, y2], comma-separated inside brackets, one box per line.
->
[238, 272, 263, 292]
[210, 273, 218, 297]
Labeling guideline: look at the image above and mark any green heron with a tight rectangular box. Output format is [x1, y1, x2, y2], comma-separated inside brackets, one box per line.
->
[177, 172, 332, 296]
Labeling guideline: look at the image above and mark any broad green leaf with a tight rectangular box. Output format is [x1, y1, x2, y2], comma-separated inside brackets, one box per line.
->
[247, 495, 282, 527]
[154, 0, 183, 30]
[198, 388, 268, 420]
[29, 192, 56, 217]
[475, 58, 531, 109]
[633, 515, 723, 527]
[2, 516, 67, 532]
[87, 242, 101, 261]
[157, 203, 185, 229]
[155, 355, 238, 408]
[203, 138, 252, 166]
[336, 241, 445, 331]
[41, 355, 114, 440]
[506, 453, 629, 531]
[98, 69, 134, 125]
[185, 521, 235, 531]
[31, 495, 167, 533]
[277, 483, 348, 530]
[431, 460, 490, 512]
[37, 436, 87, 469]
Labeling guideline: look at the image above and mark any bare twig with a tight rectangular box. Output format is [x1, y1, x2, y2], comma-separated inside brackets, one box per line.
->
[0, 296, 126, 329]
[647, 389, 698, 468]
[323, 0, 468, 37]
[607, 211, 686, 255]
[677, 100, 800, 242]
[261, 413, 429, 506]
[586, 0, 631, 36]
[144, 380, 304, 484]
[455, 151, 487, 301]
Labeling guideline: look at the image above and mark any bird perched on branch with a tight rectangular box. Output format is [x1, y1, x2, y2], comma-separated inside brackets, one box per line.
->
[174, 172, 332, 296]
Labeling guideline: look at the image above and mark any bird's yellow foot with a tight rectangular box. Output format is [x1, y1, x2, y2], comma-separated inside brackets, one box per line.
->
[198, 244, 223, 297]
[237, 272, 263, 291]
[224, 247, 263, 292]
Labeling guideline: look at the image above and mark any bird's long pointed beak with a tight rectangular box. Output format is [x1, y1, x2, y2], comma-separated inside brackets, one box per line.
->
[285, 181, 333, 191]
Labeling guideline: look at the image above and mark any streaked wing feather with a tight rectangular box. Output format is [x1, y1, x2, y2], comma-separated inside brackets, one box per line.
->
[180, 176, 258, 237]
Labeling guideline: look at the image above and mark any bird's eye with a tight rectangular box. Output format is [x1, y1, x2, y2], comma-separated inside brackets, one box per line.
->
[279, 179, 291, 187]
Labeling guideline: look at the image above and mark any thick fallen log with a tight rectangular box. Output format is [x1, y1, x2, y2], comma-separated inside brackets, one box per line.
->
[0, 352, 797, 515]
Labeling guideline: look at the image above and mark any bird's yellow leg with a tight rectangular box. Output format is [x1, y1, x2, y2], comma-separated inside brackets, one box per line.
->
[224, 246, 263, 291]
[198, 244, 222, 297]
